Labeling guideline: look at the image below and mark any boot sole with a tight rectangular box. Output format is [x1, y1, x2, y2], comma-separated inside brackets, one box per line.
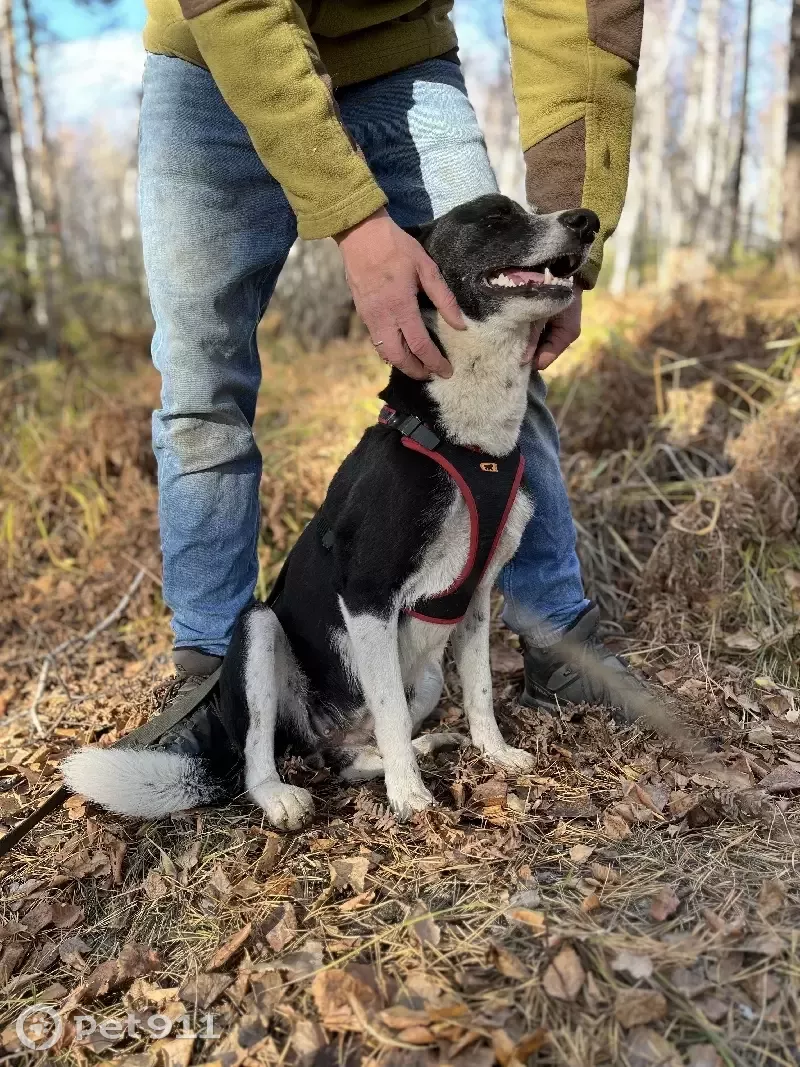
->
[519, 689, 559, 711]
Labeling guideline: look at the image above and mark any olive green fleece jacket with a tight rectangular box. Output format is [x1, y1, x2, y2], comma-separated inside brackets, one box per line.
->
[144, 0, 643, 287]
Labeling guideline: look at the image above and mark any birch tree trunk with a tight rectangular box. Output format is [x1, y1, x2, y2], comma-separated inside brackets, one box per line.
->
[21, 0, 61, 317]
[0, 52, 23, 318]
[0, 0, 46, 326]
[725, 0, 754, 262]
[692, 0, 723, 255]
[782, 0, 800, 272]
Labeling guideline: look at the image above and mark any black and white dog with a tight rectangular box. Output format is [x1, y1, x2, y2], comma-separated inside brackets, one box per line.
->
[63, 194, 599, 830]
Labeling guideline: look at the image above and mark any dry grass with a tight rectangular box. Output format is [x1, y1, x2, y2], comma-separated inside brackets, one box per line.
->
[1, 272, 799, 1067]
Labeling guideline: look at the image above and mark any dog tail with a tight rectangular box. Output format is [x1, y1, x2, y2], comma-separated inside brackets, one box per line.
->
[61, 747, 224, 818]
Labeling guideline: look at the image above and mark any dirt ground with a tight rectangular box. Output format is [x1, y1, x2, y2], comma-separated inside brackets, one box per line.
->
[1, 274, 799, 1067]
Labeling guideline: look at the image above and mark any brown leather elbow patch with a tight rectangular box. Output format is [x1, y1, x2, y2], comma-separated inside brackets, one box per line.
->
[524, 120, 586, 214]
[179, 0, 226, 17]
[586, 0, 643, 67]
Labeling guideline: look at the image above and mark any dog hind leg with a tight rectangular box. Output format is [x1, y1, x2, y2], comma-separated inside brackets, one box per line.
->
[242, 607, 315, 830]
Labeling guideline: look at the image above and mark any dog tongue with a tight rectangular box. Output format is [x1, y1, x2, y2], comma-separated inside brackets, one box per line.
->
[506, 269, 546, 285]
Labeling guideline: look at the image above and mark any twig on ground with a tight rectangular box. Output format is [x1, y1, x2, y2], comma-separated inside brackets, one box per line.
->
[27, 659, 49, 737]
[3, 568, 148, 669]
[77, 568, 146, 647]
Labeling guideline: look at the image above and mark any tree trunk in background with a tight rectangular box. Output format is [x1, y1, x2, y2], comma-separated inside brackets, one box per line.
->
[0, 0, 46, 326]
[21, 0, 61, 320]
[271, 239, 355, 348]
[692, 0, 722, 255]
[726, 0, 754, 263]
[0, 44, 24, 319]
[783, 0, 800, 272]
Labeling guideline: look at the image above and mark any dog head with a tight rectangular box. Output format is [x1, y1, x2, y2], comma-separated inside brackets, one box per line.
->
[409, 193, 599, 327]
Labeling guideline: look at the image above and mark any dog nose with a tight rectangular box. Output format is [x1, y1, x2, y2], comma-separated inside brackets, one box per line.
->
[560, 209, 600, 241]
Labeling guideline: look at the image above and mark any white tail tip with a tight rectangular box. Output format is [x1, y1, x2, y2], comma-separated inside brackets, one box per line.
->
[61, 747, 214, 819]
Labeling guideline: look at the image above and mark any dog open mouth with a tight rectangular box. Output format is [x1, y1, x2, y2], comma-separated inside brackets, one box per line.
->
[483, 253, 582, 292]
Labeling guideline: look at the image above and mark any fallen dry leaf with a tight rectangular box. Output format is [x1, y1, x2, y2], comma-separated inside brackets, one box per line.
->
[125, 978, 181, 1009]
[590, 862, 620, 885]
[178, 971, 233, 1010]
[257, 938, 322, 979]
[200, 1012, 271, 1067]
[691, 758, 753, 792]
[668, 965, 709, 999]
[697, 996, 728, 1023]
[761, 692, 791, 717]
[569, 843, 594, 863]
[291, 1017, 326, 1064]
[311, 967, 379, 1032]
[508, 908, 546, 933]
[759, 766, 800, 792]
[626, 1027, 681, 1067]
[611, 950, 654, 980]
[64, 943, 162, 1008]
[208, 922, 252, 971]
[650, 886, 681, 921]
[263, 902, 297, 953]
[409, 902, 441, 946]
[542, 945, 585, 1002]
[207, 864, 234, 900]
[488, 941, 529, 980]
[491, 1029, 517, 1066]
[739, 933, 787, 957]
[397, 1025, 437, 1045]
[330, 856, 370, 893]
[615, 989, 668, 1029]
[471, 778, 509, 806]
[380, 1006, 432, 1030]
[339, 889, 375, 912]
[757, 877, 786, 918]
[143, 869, 168, 902]
[59, 935, 92, 970]
[747, 724, 774, 747]
[723, 629, 761, 652]
[602, 813, 631, 841]
[581, 892, 601, 913]
[514, 1029, 549, 1059]
[65, 793, 87, 820]
[151, 1037, 194, 1067]
[23, 900, 83, 934]
[687, 1045, 724, 1067]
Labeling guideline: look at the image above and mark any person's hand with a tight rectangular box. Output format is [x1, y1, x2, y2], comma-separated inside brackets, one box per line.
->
[533, 285, 583, 370]
[335, 208, 464, 380]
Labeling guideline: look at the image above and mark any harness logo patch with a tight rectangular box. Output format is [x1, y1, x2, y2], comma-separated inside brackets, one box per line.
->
[480, 462, 499, 473]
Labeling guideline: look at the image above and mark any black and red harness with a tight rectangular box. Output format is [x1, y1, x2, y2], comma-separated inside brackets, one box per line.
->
[321, 405, 525, 625]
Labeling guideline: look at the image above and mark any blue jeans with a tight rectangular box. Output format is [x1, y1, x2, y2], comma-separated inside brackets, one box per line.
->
[138, 53, 589, 656]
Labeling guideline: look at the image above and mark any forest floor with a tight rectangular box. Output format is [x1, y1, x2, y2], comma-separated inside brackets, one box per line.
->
[1, 271, 799, 1067]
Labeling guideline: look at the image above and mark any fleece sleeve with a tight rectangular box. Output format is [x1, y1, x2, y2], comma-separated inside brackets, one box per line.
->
[504, 0, 643, 287]
[179, 0, 387, 239]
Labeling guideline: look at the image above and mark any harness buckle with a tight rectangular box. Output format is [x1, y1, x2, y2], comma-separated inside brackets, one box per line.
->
[395, 414, 440, 450]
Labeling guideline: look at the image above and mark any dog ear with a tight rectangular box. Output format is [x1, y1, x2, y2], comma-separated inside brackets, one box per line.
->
[404, 220, 435, 248]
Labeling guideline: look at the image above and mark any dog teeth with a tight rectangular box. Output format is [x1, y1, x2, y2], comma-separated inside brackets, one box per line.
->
[493, 272, 517, 288]
[487, 269, 575, 289]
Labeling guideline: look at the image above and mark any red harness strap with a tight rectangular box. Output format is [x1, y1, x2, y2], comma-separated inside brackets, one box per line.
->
[378, 406, 525, 625]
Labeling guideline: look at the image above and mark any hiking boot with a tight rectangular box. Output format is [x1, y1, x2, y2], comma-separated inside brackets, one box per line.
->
[151, 648, 225, 757]
[519, 604, 654, 721]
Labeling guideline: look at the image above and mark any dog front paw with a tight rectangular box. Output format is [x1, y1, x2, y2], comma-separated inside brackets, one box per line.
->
[482, 745, 536, 774]
[250, 782, 314, 830]
[386, 779, 436, 821]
